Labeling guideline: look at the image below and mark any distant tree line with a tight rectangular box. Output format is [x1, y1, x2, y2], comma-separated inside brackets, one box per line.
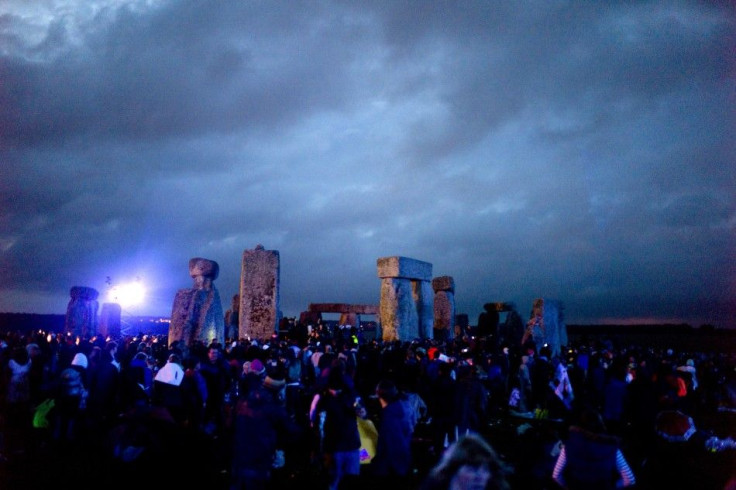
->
[0, 313, 170, 336]
[0, 313, 65, 333]
[567, 324, 736, 353]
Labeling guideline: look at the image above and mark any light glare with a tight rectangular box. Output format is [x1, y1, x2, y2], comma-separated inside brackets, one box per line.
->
[108, 282, 145, 307]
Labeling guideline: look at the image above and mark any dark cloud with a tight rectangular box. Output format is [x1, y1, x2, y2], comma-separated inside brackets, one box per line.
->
[0, 1, 734, 328]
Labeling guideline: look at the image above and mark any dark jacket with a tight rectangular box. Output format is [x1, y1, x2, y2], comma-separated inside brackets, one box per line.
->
[232, 387, 300, 478]
[316, 389, 361, 453]
[372, 399, 414, 476]
[563, 427, 620, 490]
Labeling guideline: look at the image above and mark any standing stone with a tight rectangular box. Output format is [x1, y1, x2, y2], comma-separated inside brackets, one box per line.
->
[432, 276, 455, 340]
[169, 258, 224, 347]
[523, 298, 567, 357]
[338, 312, 359, 327]
[479, 302, 524, 349]
[240, 245, 280, 340]
[299, 311, 322, 327]
[477, 303, 501, 338]
[64, 286, 99, 338]
[455, 314, 469, 338]
[377, 256, 433, 342]
[380, 278, 419, 341]
[224, 294, 240, 341]
[99, 302, 122, 339]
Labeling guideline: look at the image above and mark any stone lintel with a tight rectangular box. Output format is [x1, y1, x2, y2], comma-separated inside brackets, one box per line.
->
[308, 303, 379, 315]
[377, 256, 432, 281]
[484, 302, 516, 312]
[70, 286, 99, 300]
[431, 276, 455, 292]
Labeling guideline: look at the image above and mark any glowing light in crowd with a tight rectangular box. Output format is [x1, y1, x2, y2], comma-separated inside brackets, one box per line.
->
[108, 281, 145, 307]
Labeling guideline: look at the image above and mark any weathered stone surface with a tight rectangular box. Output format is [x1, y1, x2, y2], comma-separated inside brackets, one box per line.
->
[240, 245, 280, 340]
[298, 311, 322, 326]
[169, 257, 225, 347]
[64, 286, 99, 338]
[224, 294, 239, 340]
[377, 256, 435, 341]
[499, 310, 524, 348]
[477, 304, 499, 338]
[189, 258, 219, 280]
[483, 302, 516, 312]
[416, 279, 434, 338]
[308, 303, 379, 315]
[477, 302, 523, 348]
[523, 298, 567, 357]
[377, 256, 432, 281]
[455, 313, 469, 338]
[338, 312, 358, 327]
[380, 278, 419, 341]
[99, 303, 122, 339]
[431, 276, 455, 293]
[434, 290, 455, 330]
[70, 286, 99, 301]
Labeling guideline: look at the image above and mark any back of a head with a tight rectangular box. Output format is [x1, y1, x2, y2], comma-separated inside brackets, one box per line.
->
[327, 366, 345, 391]
[448, 433, 496, 468]
[376, 379, 400, 403]
[577, 408, 607, 434]
[183, 356, 200, 371]
[11, 346, 30, 365]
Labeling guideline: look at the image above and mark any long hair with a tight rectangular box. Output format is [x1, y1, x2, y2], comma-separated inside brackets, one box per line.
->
[423, 433, 510, 490]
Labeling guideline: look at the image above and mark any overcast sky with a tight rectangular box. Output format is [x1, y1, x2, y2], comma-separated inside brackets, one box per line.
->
[1, 1, 734, 328]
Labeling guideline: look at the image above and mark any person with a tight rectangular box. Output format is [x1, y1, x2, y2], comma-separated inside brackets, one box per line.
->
[371, 379, 414, 483]
[5, 346, 32, 453]
[514, 355, 533, 413]
[231, 375, 301, 490]
[70, 352, 89, 386]
[87, 340, 121, 428]
[52, 365, 88, 443]
[454, 362, 488, 436]
[7, 345, 32, 407]
[26, 342, 48, 406]
[640, 409, 736, 489]
[179, 356, 207, 431]
[552, 409, 636, 490]
[238, 358, 266, 400]
[152, 353, 185, 422]
[421, 432, 510, 490]
[430, 359, 457, 452]
[199, 344, 231, 435]
[312, 363, 362, 490]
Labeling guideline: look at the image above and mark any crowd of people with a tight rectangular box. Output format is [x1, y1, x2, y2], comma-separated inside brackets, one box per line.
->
[0, 320, 735, 489]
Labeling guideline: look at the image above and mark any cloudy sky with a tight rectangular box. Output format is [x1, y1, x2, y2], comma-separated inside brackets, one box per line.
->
[1, 1, 734, 328]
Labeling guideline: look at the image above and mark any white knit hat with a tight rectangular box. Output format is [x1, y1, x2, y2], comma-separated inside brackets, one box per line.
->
[71, 353, 88, 369]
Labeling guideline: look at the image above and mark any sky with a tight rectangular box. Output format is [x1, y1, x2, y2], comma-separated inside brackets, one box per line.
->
[1, 1, 735, 328]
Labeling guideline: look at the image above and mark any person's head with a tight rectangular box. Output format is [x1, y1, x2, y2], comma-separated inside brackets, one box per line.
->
[577, 408, 607, 434]
[26, 343, 41, 358]
[183, 356, 201, 371]
[425, 433, 509, 490]
[11, 345, 29, 365]
[105, 341, 118, 360]
[71, 352, 88, 370]
[207, 346, 220, 363]
[376, 379, 400, 406]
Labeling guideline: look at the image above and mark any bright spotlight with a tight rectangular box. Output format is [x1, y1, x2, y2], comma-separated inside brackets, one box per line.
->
[108, 282, 145, 307]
